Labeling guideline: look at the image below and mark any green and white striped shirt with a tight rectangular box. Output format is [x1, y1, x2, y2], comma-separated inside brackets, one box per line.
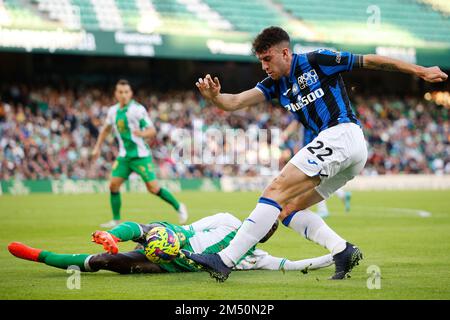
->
[106, 100, 154, 158]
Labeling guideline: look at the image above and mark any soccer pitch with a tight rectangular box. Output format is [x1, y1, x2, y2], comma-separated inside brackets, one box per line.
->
[1, 190, 449, 300]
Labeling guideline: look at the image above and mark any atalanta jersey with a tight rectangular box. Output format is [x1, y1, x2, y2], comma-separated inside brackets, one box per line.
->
[303, 127, 316, 146]
[256, 49, 363, 135]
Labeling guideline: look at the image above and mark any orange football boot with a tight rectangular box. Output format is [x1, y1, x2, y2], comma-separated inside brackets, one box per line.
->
[8, 242, 43, 262]
[91, 231, 121, 254]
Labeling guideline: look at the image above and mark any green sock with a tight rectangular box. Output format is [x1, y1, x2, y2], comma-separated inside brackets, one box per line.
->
[108, 221, 143, 241]
[157, 188, 180, 211]
[38, 251, 90, 271]
[110, 191, 121, 220]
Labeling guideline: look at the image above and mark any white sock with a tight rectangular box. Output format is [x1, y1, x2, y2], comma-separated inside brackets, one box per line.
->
[219, 198, 281, 267]
[335, 188, 345, 200]
[282, 254, 333, 271]
[283, 209, 347, 255]
[316, 200, 328, 214]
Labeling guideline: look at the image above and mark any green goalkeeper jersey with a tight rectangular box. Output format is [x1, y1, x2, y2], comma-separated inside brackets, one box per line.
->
[156, 214, 256, 273]
[106, 99, 154, 158]
[108, 214, 257, 273]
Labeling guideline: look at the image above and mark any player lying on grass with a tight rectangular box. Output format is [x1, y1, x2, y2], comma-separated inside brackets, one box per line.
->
[8, 213, 333, 274]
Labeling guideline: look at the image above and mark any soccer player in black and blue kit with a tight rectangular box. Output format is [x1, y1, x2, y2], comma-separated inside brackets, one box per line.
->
[185, 27, 448, 281]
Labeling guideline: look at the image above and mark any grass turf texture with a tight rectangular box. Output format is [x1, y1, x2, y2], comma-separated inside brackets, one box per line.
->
[1, 190, 449, 300]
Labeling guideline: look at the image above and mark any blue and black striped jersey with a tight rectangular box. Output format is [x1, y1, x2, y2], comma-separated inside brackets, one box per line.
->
[303, 127, 316, 146]
[256, 49, 363, 135]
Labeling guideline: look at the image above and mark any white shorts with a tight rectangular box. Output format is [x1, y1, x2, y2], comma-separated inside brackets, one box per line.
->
[289, 123, 368, 199]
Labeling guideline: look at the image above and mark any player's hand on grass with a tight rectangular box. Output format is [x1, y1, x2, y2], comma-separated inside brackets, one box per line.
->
[91, 230, 120, 254]
[418, 66, 448, 83]
[196, 74, 221, 100]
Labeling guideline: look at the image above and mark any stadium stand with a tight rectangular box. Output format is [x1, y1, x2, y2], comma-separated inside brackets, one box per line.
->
[1, 0, 448, 45]
[202, 0, 286, 34]
[276, 0, 450, 45]
[1, 0, 58, 29]
[1, 85, 449, 180]
[419, 0, 450, 16]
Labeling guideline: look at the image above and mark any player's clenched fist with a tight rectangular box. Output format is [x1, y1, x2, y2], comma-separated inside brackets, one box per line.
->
[195, 74, 221, 100]
[418, 66, 448, 83]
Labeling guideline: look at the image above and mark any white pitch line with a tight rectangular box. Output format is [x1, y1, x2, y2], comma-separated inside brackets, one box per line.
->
[352, 206, 432, 218]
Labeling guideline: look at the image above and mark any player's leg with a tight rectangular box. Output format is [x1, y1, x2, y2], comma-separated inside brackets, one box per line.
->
[280, 193, 347, 256]
[104, 157, 131, 228]
[8, 242, 93, 272]
[218, 163, 320, 266]
[316, 200, 329, 218]
[335, 187, 352, 212]
[145, 180, 188, 224]
[8, 242, 164, 274]
[184, 124, 367, 281]
[279, 126, 367, 278]
[103, 176, 126, 228]
[89, 251, 165, 274]
[133, 156, 188, 224]
[182, 163, 321, 281]
[280, 254, 334, 273]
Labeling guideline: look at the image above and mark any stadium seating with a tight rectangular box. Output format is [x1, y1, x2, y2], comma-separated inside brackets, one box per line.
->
[419, 0, 450, 16]
[202, 0, 286, 34]
[1, 84, 449, 179]
[1, 0, 449, 46]
[1, 0, 57, 29]
[276, 0, 450, 45]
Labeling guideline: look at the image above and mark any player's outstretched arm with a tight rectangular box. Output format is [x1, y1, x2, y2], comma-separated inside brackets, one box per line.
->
[363, 54, 448, 83]
[196, 74, 266, 111]
[91, 124, 112, 160]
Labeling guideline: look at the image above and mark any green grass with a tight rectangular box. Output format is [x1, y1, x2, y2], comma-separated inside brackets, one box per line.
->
[1, 191, 450, 299]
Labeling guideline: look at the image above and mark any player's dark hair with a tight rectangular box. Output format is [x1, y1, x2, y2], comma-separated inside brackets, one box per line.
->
[116, 79, 131, 87]
[252, 26, 290, 54]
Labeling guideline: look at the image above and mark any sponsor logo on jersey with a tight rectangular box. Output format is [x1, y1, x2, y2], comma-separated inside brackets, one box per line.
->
[117, 119, 126, 133]
[284, 88, 325, 112]
[297, 69, 318, 89]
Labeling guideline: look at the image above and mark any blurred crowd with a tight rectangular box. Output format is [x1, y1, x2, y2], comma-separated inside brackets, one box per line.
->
[1, 84, 449, 181]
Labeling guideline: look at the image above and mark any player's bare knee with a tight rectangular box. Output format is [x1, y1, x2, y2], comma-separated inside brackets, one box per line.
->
[109, 183, 120, 193]
[147, 185, 160, 194]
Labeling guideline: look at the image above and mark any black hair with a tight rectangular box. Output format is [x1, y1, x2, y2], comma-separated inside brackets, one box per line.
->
[116, 79, 131, 87]
[252, 26, 290, 54]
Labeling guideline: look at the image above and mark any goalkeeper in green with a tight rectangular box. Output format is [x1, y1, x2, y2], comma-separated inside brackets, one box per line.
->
[91, 79, 188, 228]
[8, 213, 333, 274]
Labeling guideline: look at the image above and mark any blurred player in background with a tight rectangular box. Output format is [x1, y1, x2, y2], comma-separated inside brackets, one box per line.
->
[186, 26, 448, 281]
[8, 213, 333, 274]
[282, 119, 351, 218]
[91, 79, 188, 228]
